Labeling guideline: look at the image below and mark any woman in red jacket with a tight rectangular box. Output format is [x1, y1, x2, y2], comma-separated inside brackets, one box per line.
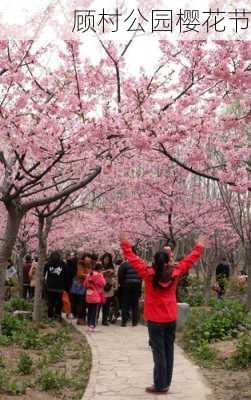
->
[120, 232, 207, 395]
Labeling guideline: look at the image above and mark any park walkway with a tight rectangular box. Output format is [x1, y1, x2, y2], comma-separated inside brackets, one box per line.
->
[71, 321, 212, 400]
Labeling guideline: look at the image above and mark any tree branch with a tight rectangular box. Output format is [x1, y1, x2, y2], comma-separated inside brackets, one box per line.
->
[23, 166, 101, 211]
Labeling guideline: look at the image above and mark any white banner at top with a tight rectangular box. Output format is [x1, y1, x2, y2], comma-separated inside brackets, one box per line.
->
[0, 0, 250, 41]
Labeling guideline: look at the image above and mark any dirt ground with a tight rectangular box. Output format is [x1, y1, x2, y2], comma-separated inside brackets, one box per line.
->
[204, 366, 251, 400]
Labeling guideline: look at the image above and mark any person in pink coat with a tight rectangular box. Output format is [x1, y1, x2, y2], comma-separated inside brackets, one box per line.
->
[84, 268, 105, 331]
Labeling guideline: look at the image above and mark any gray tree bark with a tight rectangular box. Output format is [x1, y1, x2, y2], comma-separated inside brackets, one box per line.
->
[33, 216, 51, 322]
[0, 205, 23, 318]
[244, 242, 251, 310]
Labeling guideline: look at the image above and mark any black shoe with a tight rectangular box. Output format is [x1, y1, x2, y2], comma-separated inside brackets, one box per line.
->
[102, 321, 109, 326]
[121, 322, 127, 327]
[132, 322, 138, 327]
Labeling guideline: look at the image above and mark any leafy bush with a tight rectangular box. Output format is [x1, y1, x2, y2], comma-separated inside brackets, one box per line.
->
[0, 314, 26, 337]
[192, 340, 217, 364]
[183, 299, 250, 356]
[48, 344, 64, 364]
[15, 328, 44, 350]
[0, 334, 11, 346]
[5, 297, 33, 312]
[226, 332, 251, 369]
[38, 369, 66, 391]
[179, 276, 205, 306]
[17, 353, 33, 375]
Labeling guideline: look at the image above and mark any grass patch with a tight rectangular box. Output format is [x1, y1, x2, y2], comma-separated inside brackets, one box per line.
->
[0, 298, 92, 399]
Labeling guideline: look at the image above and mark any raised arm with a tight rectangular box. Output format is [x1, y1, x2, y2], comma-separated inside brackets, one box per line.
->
[120, 240, 149, 280]
[172, 244, 204, 279]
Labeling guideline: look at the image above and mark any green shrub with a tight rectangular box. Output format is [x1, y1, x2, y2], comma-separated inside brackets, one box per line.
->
[0, 334, 11, 346]
[5, 297, 33, 312]
[15, 328, 44, 349]
[179, 276, 205, 306]
[48, 344, 64, 364]
[1, 314, 26, 337]
[226, 332, 251, 369]
[17, 352, 33, 375]
[183, 299, 250, 360]
[38, 369, 66, 391]
[193, 340, 217, 363]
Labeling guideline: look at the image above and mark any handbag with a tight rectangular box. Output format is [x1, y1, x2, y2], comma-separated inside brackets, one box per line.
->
[70, 279, 85, 295]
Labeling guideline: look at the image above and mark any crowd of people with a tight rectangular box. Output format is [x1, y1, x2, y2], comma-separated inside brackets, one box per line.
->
[21, 250, 143, 331]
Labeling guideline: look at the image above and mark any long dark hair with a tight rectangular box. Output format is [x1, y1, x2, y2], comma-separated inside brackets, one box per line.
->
[48, 251, 62, 266]
[152, 251, 174, 289]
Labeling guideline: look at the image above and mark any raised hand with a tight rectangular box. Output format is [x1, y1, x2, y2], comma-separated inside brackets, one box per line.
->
[197, 235, 208, 248]
[119, 231, 129, 242]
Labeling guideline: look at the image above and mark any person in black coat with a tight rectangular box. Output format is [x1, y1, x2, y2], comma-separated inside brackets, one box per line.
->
[44, 251, 67, 321]
[118, 250, 142, 327]
[216, 257, 230, 298]
[65, 252, 78, 291]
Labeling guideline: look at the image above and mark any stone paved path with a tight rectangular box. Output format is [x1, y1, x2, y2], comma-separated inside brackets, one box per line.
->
[72, 322, 212, 400]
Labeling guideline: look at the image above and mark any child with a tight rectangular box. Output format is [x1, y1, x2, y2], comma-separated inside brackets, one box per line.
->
[85, 267, 105, 332]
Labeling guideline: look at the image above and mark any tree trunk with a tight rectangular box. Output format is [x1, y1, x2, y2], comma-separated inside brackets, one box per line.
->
[0, 206, 23, 319]
[203, 265, 213, 305]
[245, 242, 251, 310]
[33, 217, 51, 322]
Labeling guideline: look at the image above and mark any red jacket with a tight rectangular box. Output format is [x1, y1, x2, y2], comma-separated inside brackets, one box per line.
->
[121, 241, 204, 323]
[84, 271, 105, 304]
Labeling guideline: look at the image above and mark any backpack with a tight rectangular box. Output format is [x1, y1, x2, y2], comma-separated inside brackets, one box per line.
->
[70, 279, 85, 296]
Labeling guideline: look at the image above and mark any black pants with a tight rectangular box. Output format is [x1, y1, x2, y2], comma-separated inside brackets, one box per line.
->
[102, 297, 112, 323]
[47, 290, 63, 320]
[87, 303, 98, 327]
[148, 321, 176, 390]
[121, 286, 140, 325]
[70, 294, 87, 320]
[23, 284, 33, 300]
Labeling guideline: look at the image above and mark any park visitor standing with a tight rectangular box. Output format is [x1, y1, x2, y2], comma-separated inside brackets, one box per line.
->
[23, 255, 33, 299]
[216, 257, 230, 298]
[85, 265, 105, 331]
[44, 251, 66, 321]
[120, 232, 207, 394]
[118, 253, 142, 327]
[101, 252, 115, 326]
[70, 253, 92, 325]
